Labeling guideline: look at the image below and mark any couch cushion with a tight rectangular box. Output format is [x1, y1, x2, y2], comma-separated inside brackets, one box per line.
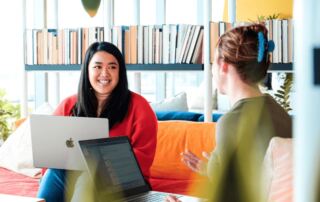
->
[150, 92, 188, 112]
[186, 81, 218, 111]
[264, 137, 293, 202]
[197, 113, 224, 122]
[156, 111, 202, 121]
[149, 121, 216, 196]
[0, 119, 41, 178]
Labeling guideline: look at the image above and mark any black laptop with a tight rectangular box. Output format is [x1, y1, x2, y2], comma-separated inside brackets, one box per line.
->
[78, 136, 202, 202]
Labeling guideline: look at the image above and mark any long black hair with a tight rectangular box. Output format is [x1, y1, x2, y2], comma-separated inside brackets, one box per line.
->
[71, 41, 131, 129]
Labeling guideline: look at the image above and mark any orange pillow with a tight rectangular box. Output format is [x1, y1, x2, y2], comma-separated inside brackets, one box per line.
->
[150, 121, 216, 195]
[13, 118, 27, 131]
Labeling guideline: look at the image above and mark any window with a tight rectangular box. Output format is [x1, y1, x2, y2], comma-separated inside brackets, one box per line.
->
[166, 0, 197, 24]
[0, 1, 24, 103]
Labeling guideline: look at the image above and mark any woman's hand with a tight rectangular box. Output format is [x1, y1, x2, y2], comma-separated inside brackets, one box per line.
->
[181, 150, 210, 176]
[165, 195, 181, 202]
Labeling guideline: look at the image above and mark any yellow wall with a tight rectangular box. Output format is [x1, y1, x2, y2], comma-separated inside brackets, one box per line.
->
[223, 0, 293, 21]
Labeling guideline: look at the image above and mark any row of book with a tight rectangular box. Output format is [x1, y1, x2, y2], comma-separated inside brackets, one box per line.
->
[25, 24, 204, 65]
[265, 19, 294, 63]
[25, 20, 293, 65]
[209, 19, 294, 64]
[25, 27, 104, 65]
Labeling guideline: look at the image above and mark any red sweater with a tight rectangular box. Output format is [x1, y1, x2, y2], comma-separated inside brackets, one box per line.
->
[52, 92, 157, 180]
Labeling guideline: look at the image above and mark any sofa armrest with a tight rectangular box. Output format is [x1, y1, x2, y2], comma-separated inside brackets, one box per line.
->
[149, 121, 216, 196]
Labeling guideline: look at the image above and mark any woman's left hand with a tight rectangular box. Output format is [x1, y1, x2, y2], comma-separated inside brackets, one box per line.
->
[181, 150, 210, 176]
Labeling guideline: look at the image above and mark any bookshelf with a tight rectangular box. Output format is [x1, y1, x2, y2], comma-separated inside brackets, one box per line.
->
[22, 0, 294, 121]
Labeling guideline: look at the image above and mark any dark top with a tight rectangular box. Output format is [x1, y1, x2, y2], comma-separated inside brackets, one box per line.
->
[206, 94, 292, 201]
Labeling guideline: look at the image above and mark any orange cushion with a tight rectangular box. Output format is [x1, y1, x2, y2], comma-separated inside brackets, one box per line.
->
[13, 118, 27, 131]
[149, 121, 216, 195]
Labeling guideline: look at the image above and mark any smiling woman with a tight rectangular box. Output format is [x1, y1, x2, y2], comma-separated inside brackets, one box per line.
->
[37, 42, 158, 202]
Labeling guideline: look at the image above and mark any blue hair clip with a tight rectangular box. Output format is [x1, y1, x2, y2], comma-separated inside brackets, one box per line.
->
[257, 32, 265, 63]
[267, 40, 275, 52]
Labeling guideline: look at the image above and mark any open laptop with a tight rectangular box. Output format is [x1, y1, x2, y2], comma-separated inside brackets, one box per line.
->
[78, 136, 204, 202]
[29, 114, 109, 170]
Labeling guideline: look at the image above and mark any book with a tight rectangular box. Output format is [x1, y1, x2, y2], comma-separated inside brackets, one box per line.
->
[282, 20, 288, 63]
[162, 24, 170, 64]
[148, 25, 154, 64]
[77, 28, 82, 64]
[47, 29, 58, 64]
[191, 28, 204, 64]
[70, 29, 78, 64]
[186, 25, 202, 64]
[124, 28, 130, 64]
[82, 28, 89, 63]
[42, 28, 48, 64]
[182, 25, 196, 63]
[272, 19, 279, 63]
[178, 25, 192, 63]
[143, 26, 149, 64]
[154, 26, 162, 64]
[64, 29, 70, 64]
[32, 29, 40, 64]
[265, 20, 273, 63]
[278, 20, 282, 62]
[138, 25, 144, 64]
[287, 19, 293, 63]
[175, 24, 188, 63]
[36, 31, 43, 64]
[169, 24, 177, 64]
[129, 25, 138, 64]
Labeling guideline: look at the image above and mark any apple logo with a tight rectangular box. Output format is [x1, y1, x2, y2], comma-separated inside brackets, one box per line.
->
[66, 138, 74, 148]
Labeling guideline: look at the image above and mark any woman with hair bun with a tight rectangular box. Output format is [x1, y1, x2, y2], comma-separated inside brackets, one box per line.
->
[166, 24, 292, 202]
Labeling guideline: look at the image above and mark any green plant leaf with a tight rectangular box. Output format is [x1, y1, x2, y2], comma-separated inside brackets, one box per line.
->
[285, 94, 290, 100]
[0, 88, 20, 141]
[284, 103, 290, 107]
[266, 13, 280, 20]
[274, 93, 283, 98]
[276, 90, 285, 95]
[81, 0, 101, 17]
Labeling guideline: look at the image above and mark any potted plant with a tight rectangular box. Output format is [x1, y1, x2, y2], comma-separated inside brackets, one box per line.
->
[0, 89, 20, 142]
[274, 73, 293, 112]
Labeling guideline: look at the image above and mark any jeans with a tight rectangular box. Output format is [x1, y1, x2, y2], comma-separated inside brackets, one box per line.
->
[37, 169, 82, 202]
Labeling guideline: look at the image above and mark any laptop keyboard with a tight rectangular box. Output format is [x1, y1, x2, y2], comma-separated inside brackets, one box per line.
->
[128, 192, 181, 202]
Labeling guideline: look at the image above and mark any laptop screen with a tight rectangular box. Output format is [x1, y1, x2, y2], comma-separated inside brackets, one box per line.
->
[78, 136, 150, 198]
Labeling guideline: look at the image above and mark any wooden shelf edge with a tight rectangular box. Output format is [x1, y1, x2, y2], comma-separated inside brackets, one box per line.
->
[25, 63, 292, 72]
[269, 63, 293, 71]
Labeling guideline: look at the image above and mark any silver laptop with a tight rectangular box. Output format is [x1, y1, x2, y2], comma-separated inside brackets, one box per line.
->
[78, 136, 204, 202]
[29, 114, 109, 170]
